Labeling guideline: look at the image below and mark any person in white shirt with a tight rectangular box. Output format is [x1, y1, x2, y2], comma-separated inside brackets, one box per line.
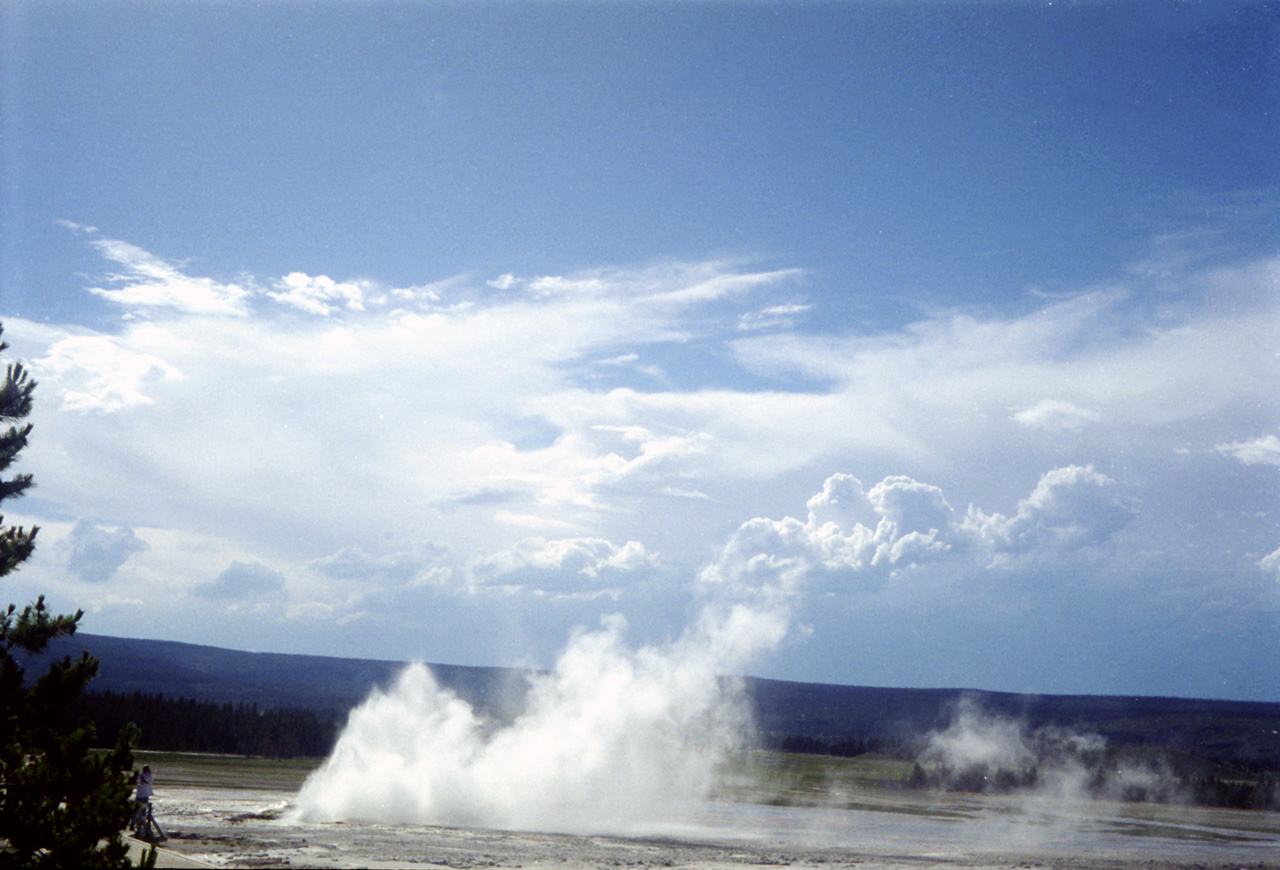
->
[135, 765, 153, 802]
[130, 765, 154, 834]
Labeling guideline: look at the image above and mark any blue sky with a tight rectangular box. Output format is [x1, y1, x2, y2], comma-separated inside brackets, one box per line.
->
[1, 0, 1277, 702]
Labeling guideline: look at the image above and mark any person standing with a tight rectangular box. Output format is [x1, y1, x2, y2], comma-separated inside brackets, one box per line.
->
[130, 766, 154, 834]
[136, 765, 153, 801]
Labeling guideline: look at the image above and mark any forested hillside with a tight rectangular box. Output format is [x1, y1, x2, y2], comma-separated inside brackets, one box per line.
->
[72, 691, 338, 758]
[27, 633, 1280, 774]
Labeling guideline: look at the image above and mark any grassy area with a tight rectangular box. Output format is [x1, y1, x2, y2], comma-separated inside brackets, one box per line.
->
[121, 748, 913, 805]
[717, 751, 915, 807]
[131, 751, 323, 792]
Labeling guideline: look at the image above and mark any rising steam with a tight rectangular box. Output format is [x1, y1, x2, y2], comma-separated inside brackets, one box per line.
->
[292, 602, 789, 833]
[911, 697, 1196, 805]
[913, 697, 1107, 799]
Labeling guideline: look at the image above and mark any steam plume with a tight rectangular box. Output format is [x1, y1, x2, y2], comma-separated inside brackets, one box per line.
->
[915, 697, 1106, 798]
[913, 697, 1197, 805]
[292, 602, 789, 832]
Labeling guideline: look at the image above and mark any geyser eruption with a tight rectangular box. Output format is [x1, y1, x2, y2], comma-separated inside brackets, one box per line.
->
[292, 601, 789, 833]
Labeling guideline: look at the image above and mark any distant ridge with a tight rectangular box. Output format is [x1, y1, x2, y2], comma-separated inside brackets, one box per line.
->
[23, 632, 533, 723]
[25, 633, 1280, 767]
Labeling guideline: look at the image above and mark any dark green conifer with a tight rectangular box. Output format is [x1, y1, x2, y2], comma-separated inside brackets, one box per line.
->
[0, 326, 151, 868]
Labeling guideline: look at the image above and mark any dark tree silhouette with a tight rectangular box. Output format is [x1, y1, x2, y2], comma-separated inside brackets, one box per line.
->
[0, 326, 149, 868]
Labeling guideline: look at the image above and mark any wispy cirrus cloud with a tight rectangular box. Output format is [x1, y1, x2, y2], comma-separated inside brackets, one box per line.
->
[1261, 546, 1280, 580]
[87, 237, 254, 316]
[738, 302, 811, 332]
[1010, 399, 1101, 432]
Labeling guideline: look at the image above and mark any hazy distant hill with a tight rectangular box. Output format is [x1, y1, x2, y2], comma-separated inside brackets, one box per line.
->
[23, 632, 533, 723]
[25, 633, 1280, 768]
[746, 678, 1280, 769]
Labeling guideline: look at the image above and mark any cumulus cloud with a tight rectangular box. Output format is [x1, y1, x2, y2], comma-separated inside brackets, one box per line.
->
[469, 537, 656, 594]
[1216, 434, 1280, 467]
[86, 237, 252, 316]
[62, 518, 149, 583]
[702, 465, 1134, 593]
[804, 473, 878, 529]
[194, 561, 286, 600]
[962, 465, 1136, 566]
[701, 472, 960, 594]
[269, 273, 368, 316]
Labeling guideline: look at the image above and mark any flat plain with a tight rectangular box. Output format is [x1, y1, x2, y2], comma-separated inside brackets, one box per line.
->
[131, 751, 1280, 870]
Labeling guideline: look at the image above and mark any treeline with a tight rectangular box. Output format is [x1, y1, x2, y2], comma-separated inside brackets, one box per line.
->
[71, 690, 341, 758]
[761, 733, 912, 759]
[1186, 773, 1280, 810]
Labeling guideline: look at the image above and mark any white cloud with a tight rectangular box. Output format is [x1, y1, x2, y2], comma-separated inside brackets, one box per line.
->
[462, 422, 716, 515]
[8, 232, 1275, 685]
[591, 353, 640, 367]
[701, 472, 950, 595]
[54, 219, 98, 234]
[1010, 399, 1101, 432]
[18, 245, 1269, 583]
[962, 465, 1135, 567]
[528, 275, 607, 298]
[86, 237, 252, 316]
[582, 426, 713, 490]
[1261, 546, 1280, 580]
[35, 333, 183, 412]
[805, 473, 878, 529]
[269, 272, 368, 316]
[645, 267, 804, 306]
[702, 466, 1134, 593]
[738, 302, 811, 331]
[1215, 434, 1280, 467]
[731, 272, 1278, 451]
[469, 537, 656, 594]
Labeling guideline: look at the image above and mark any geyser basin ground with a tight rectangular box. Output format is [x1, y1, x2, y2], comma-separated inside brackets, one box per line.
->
[137, 752, 1280, 869]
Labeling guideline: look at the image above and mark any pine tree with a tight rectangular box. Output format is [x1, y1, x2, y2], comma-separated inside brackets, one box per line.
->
[0, 326, 150, 868]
